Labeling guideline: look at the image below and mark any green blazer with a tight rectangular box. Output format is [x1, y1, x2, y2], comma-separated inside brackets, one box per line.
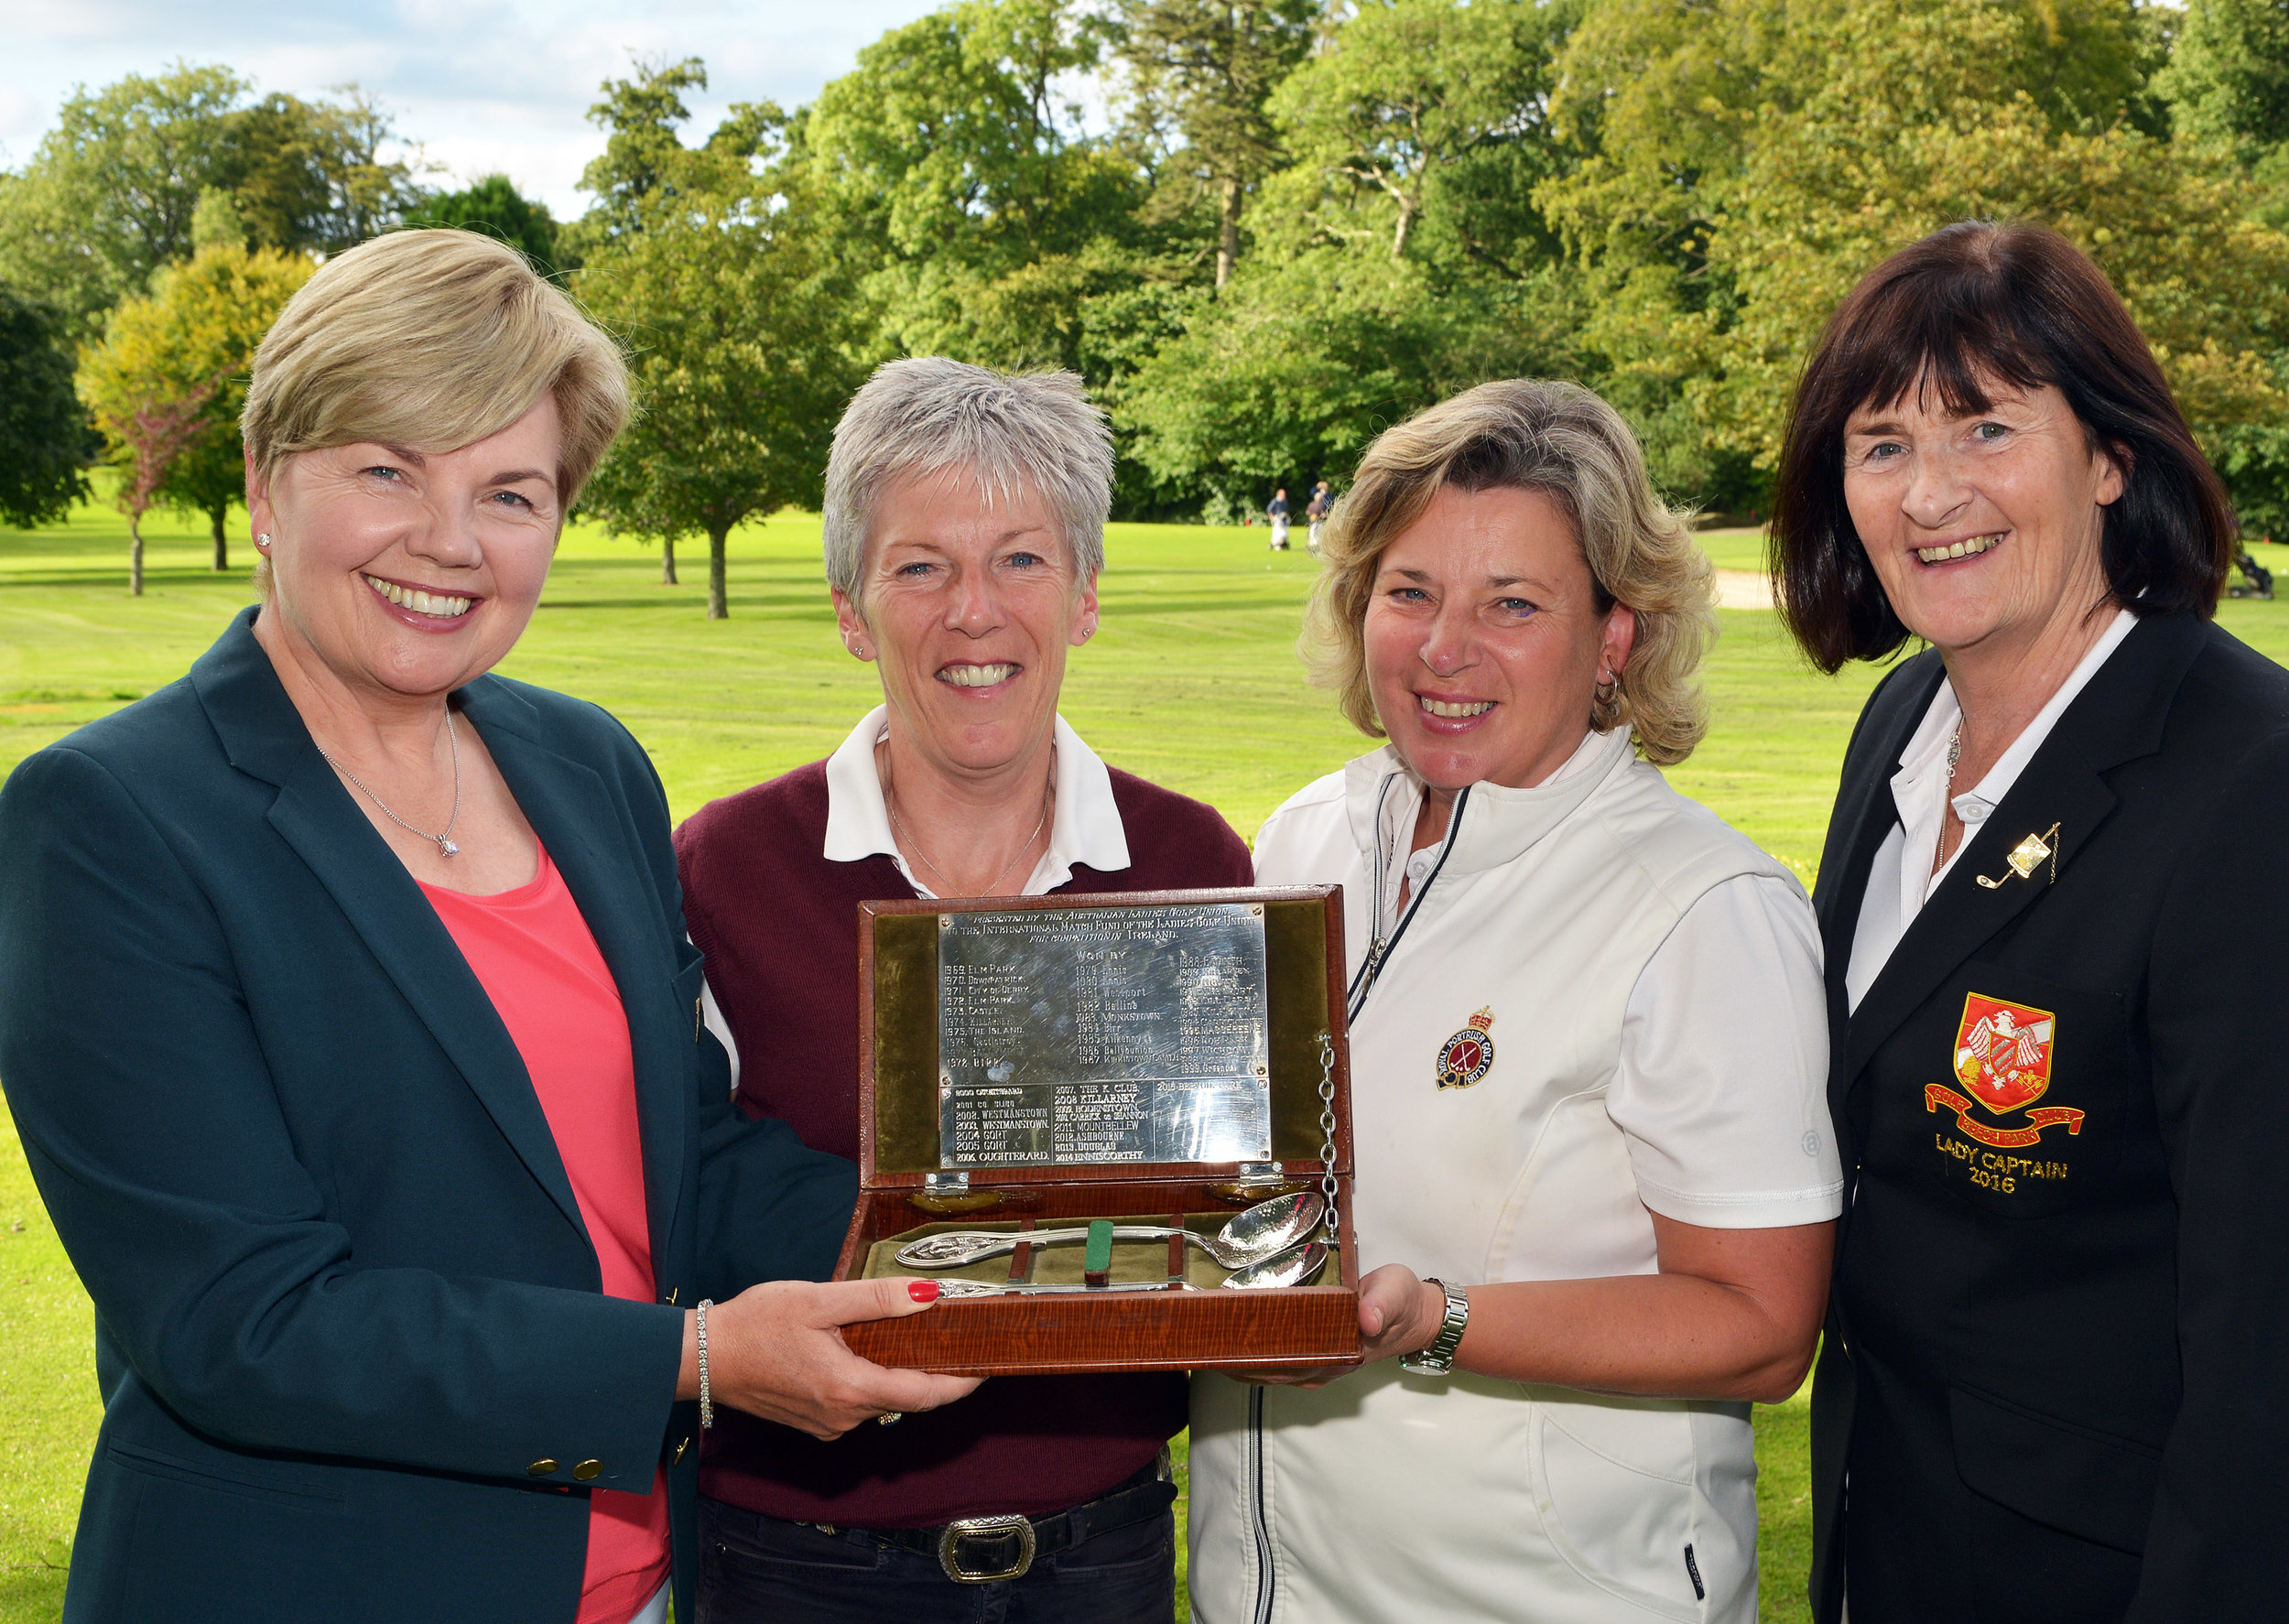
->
[0, 609, 856, 1623]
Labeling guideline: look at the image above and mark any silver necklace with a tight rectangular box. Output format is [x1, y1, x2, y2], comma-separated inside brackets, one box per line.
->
[317, 712, 464, 859]
[1946, 722, 1963, 787]
[885, 761, 1054, 897]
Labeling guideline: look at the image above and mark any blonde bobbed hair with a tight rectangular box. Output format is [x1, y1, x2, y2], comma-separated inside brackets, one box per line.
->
[1307, 378, 1716, 766]
[242, 230, 630, 590]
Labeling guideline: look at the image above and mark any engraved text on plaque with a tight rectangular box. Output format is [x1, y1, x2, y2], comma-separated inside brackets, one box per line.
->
[938, 903, 1271, 1165]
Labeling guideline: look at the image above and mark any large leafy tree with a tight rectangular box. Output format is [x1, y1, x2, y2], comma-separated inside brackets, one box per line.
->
[800, 0, 1157, 368]
[1264, 0, 1583, 267]
[2160, 0, 2289, 157]
[1683, 0, 2289, 467]
[0, 66, 420, 341]
[575, 88, 863, 617]
[77, 244, 316, 589]
[0, 289, 92, 528]
[1526, 0, 2274, 508]
[1118, 0, 1319, 288]
[403, 175, 563, 276]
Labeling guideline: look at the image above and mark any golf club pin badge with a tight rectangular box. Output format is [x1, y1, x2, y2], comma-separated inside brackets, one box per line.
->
[1435, 1006, 1497, 1090]
[1976, 821, 2062, 890]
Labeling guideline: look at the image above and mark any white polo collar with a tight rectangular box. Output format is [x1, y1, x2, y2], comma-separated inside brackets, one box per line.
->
[1341, 724, 1633, 882]
[822, 705, 1133, 896]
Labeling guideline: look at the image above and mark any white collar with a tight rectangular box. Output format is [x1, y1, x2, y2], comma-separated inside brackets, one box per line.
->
[1344, 725, 1634, 880]
[1890, 605, 2138, 890]
[822, 705, 1132, 896]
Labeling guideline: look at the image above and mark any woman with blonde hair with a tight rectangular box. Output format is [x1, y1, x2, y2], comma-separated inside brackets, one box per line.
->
[1188, 378, 1841, 1623]
[0, 229, 975, 1624]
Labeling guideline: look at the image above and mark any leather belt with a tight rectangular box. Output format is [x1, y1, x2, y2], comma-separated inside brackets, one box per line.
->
[799, 1454, 1176, 1585]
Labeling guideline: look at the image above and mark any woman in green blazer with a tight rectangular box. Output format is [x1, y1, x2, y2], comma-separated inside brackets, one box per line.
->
[0, 230, 975, 1624]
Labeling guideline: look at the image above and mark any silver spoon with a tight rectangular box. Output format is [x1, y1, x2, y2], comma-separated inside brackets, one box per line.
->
[928, 1240, 1331, 1297]
[895, 1191, 1324, 1271]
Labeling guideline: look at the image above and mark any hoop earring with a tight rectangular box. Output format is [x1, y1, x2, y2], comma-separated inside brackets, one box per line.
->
[1595, 670, 1619, 702]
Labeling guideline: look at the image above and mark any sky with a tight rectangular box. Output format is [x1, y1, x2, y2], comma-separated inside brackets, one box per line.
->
[0, 0, 948, 220]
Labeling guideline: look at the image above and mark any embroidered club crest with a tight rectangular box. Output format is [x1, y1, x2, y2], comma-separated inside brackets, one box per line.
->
[1925, 991, 2086, 1148]
[1436, 1007, 1496, 1090]
[1952, 993, 2055, 1112]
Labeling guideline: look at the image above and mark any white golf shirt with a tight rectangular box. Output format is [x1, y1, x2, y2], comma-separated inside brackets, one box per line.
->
[1189, 726, 1841, 1624]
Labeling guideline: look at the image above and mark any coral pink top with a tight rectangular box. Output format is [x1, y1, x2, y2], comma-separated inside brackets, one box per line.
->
[423, 844, 671, 1624]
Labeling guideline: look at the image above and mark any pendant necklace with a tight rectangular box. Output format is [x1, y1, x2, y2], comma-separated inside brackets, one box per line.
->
[318, 711, 464, 859]
[885, 756, 1054, 898]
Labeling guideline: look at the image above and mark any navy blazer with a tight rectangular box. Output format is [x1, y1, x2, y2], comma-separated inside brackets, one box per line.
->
[0, 610, 856, 1624]
[1805, 612, 2289, 1623]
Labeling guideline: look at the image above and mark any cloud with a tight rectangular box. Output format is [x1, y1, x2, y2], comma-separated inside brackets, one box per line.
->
[0, 0, 940, 214]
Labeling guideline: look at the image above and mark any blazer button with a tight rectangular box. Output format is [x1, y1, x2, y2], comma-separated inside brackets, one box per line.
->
[573, 1460, 603, 1481]
[528, 1459, 559, 1477]
[673, 1437, 691, 1465]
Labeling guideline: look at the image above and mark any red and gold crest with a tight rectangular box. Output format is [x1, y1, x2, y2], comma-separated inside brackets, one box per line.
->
[1926, 991, 2084, 1149]
[1951, 993, 2055, 1113]
[1435, 1007, 1496, 1090]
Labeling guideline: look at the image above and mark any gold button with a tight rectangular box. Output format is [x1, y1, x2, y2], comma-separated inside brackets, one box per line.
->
[527, 1459, 559, 1477]
[673, 1437, 690, 1465]
[573, 1459, 602, 1481]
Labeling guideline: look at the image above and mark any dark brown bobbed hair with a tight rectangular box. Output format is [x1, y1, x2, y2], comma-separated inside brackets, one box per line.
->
[1770, 221, 2235, 673]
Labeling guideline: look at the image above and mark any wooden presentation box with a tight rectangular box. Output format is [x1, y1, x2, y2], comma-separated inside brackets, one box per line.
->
[834, 886, 1360, 1379]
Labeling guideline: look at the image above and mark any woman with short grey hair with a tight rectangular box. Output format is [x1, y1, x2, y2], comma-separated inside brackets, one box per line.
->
[675, 357, 1253, 1624]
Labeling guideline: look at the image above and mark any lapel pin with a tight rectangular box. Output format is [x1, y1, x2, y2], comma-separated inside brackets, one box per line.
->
[1976, 821, 2061, 890]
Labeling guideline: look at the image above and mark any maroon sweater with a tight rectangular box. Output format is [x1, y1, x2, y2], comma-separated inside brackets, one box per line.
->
[676, 755, 1254, 1528]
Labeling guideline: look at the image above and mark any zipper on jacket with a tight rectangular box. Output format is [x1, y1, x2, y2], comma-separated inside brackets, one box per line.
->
[1347, 780, 1470, 1024]
[1234, 781, 1469, 1623]
[1247, 1385, 1275, 1624]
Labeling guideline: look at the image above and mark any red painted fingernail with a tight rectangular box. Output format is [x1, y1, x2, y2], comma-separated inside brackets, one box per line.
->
[908, 1280, 941, 1303]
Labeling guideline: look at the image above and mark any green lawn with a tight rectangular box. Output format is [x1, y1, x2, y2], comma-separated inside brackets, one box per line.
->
[5, 503, 2286, 1621]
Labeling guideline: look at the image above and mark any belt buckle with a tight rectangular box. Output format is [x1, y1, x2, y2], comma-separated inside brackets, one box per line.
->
[937, 1513, 1036, 1583]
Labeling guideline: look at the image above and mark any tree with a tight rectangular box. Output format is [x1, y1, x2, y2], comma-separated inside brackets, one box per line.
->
[799, 0, 1158, 368]
[403, 175, 562, 276]
[1266, 0, 1584, 265]
[1118, 0, 1319, 288]
[77, 244, 316, 587]
[0, 289, 92, 528]
[576, 94, 862, 616]
[566, 57, 726, 256]
[0, 66, 420, 341]
[1116, 248, 1587, 511]
[2159, 0, 2289, 157]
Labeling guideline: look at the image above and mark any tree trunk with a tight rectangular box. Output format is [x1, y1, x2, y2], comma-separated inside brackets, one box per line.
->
[1393, 199, 1417, 260]
[708, 523, 731, 620]
[211, 503, 229, 571]
[661, 533, 678, 586]
[1216, 176, 1243, 291]
[129, 515, 146, 597]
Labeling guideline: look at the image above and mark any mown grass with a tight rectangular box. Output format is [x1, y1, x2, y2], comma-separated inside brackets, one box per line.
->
[6, 502, 2286, 1623]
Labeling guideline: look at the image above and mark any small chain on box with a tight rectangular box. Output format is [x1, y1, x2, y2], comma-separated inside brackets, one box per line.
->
[1316, 1029, 1340, 1247]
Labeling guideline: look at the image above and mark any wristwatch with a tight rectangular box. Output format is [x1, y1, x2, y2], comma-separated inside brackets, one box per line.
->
[1399, 1277, 1470, 1374]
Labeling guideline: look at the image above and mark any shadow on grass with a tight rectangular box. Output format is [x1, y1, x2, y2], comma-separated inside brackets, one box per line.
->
[0, 1561, 69, 1622]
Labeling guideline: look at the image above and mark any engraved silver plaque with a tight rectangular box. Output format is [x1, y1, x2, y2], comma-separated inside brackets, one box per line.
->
[938, 902, 1272, 1166]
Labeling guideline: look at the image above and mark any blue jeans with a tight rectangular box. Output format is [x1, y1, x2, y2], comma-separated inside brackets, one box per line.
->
[695, 1494, 1177, 1624]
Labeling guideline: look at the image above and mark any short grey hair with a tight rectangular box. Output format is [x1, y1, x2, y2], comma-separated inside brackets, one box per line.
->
[822, 358, 1112, 606]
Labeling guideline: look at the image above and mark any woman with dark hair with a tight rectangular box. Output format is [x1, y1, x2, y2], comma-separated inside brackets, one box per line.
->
[1774, 219, 2289, 1624]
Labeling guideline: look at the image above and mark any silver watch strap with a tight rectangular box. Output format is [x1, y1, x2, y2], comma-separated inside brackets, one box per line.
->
[1399, 1277, 1469, 1374]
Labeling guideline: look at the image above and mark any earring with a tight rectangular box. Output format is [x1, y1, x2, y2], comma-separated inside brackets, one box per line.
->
[1595, 670, 1618, 700]
[255, 533, 273, 548]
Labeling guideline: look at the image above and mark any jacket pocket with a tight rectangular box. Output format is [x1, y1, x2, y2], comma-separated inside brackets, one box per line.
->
[106, 1438, 348, 1514]
[1947, 1384, 2159, 1554]
[1526, 1393, 1704, 1620]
